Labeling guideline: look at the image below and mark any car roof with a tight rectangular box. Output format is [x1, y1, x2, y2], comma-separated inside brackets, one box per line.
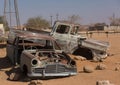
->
[11, 29, 55, 40]
[55, 21, 80, 26]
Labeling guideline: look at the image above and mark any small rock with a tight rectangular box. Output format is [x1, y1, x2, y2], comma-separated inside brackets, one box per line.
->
[93, 57, 104, 62]
[36, 80, 43, 85]
[74, 56, 86, 61]
[28, 80, 43, 85]
[107, 53, 114, 56]
[115, 67, 119, 71]
[9, 72, 20, 81]
[96, 80, 114, 85]
[96, 64, 106, 70]
[83, 65, 94, 73]
[28, 80, 37, 85]
[115, 62, 120, 65]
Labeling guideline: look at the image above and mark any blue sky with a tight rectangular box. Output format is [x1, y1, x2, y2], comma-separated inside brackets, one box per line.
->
[0, 0, 120, 25]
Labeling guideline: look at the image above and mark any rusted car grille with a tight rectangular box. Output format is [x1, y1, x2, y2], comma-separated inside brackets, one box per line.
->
[34, 64, 76, 74]
[45, 64, 67, 73]
[34, 68, 43, 73]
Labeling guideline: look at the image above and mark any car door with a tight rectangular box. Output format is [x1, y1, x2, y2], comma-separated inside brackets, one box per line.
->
[52, 25, 70, 53]
[68, 26, 79, 53]
[69, 34, 79, 53]
[6, 30, 20, 65]
[6, 35, 16, 64]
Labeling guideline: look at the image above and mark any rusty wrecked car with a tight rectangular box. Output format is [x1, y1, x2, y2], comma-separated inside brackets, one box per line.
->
[6, 30, 77, 77]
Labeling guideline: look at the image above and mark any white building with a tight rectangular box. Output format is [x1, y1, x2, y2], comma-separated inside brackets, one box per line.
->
[104, 26, 120, 32]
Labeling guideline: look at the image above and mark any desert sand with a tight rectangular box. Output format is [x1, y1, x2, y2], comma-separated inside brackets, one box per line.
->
[0, 33, 120, 85]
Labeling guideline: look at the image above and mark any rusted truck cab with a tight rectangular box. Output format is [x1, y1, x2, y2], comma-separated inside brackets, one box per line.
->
[50, 21, 109, 61]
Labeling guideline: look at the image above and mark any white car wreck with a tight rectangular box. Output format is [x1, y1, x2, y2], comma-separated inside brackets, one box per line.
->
[50, 21, 110, 61]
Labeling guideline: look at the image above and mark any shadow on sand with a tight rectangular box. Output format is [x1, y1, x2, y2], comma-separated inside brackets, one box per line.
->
[0, 43, 6, 48]
[0, 43, 11, 69]
[0, 56, 12, 70]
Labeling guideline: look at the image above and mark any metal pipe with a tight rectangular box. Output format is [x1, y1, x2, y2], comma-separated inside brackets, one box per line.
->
[14, 0, 21, 29]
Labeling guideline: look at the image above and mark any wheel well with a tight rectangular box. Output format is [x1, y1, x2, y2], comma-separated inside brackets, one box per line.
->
[22, 64, 28, 75]
[73, 47, 93, 60]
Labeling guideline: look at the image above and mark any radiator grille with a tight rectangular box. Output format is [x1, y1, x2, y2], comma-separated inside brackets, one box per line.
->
[45, 64, 66, 73]
[34, 64, 76, 74]
[34, 68, 43, 73]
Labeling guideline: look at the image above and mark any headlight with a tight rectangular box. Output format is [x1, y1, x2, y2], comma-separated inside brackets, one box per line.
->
[31, 59, 38, 66]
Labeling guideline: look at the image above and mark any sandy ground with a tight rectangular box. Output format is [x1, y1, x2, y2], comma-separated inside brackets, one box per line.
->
[0, 33, 120, 85]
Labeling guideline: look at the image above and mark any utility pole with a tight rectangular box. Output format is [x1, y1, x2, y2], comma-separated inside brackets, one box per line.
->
[4, 0, 21, 29]
[56, 13, 59, 21]
[4, 0, 7, 28]
[14, 0, 21, 29]
[50, 15, 53, 27]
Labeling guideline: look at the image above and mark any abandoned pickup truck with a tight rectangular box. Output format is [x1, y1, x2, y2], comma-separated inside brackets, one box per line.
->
[6, 29, 77, 77]
[50, 21, 110, 61]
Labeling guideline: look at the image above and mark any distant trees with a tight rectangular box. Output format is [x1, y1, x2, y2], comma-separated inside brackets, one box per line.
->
[24, 15, 81, 30]
[25, 16, 50, 30]
[109, 17, 120, 26]
[67, 15, 81, 23]
[0, 16, 4, 24]
[0, 16, 9, 31]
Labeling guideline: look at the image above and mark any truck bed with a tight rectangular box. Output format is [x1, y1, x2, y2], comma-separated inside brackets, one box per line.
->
[81, 39, 109, 51]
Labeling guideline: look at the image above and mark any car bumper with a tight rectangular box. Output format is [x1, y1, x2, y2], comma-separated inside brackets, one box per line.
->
[27, 72, 77, 77]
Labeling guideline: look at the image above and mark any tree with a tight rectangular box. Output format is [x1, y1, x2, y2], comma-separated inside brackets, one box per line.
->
[0, 16, 9, 31]
[0, 16, 4, 24]
[25, 16, 50, 30]
[67, 15, 81, 23]
[109, 17, 120, 26]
